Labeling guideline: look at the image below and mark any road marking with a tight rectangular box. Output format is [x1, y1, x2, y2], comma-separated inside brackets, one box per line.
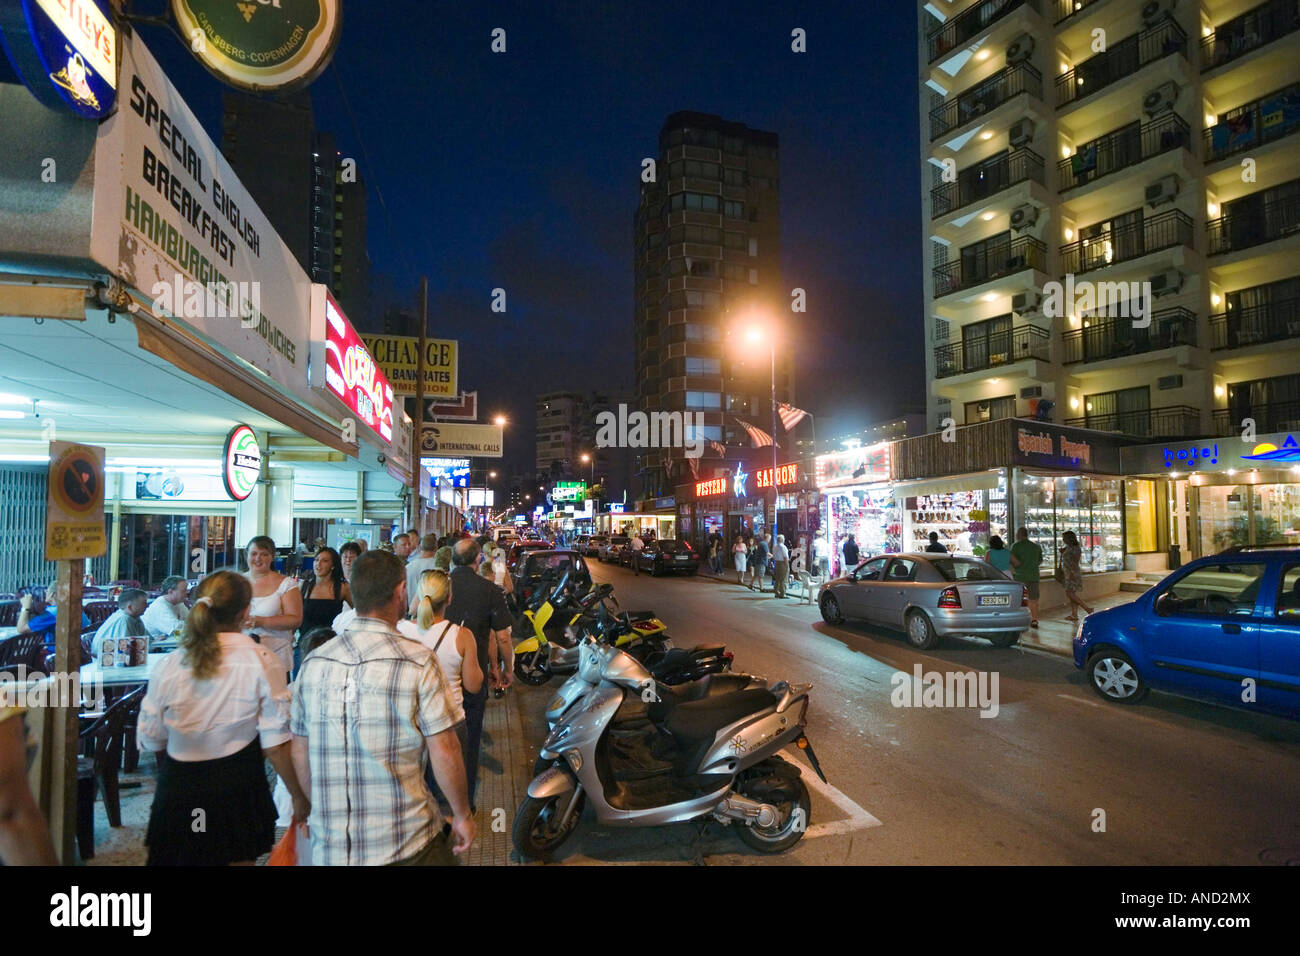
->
[783, 747, 883, 839]
[1056, 692, 1174, 728]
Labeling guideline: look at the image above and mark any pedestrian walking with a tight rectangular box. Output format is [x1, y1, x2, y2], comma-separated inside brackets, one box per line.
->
[292, 551, 473, 865]
[1009, 527, 1044, 627]
[1059, 530, 1095, 622]
[631, 531, 645, 575]
[813, 535, 830, 579]
[141, 570, 309, 866]
[732, 536, 749, 584]
[984, 535, 1012, 573]
[750, 534, 770, 592]
[771, 534, 790, 599]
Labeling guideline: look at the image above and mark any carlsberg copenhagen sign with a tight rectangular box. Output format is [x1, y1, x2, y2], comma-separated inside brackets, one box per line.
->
[171, 0, 340, 92]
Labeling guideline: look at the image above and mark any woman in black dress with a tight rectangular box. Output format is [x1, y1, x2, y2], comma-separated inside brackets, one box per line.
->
[297, 547, 351, 661]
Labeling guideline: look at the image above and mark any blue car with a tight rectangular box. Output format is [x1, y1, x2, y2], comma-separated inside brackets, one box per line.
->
[1073, 546, 1300, 718]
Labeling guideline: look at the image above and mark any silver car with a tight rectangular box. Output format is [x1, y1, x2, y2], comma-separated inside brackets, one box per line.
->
[818, 552, 1030, 649]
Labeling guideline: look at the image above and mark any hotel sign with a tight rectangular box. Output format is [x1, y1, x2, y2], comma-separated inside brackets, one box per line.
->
[1121, 432, 1300, 475]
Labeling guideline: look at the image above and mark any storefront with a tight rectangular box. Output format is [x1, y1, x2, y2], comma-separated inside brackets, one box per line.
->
[815, 443, 897, 577]
[1121, 432, 1300, 560]
[678, 461, 811, 553]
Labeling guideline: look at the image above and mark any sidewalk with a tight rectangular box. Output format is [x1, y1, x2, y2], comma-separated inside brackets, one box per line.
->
[689, 565, 1139, 658]
[466, 685, 530, 865]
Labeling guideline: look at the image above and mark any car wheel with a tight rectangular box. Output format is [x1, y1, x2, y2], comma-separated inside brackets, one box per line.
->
[905, 611, 939, 650]
[1086, 649, 1148, 704]
[988, 631, 1020, 648]
[819, 593, 843, 625]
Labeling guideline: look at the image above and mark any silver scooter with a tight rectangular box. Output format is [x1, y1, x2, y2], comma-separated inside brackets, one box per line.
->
[513, 637, 827, 860]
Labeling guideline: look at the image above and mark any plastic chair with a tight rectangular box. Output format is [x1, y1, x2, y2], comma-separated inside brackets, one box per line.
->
[0, 601, 17, 628]
[76, 687, 145, 860]
[0, 632, 48, 674]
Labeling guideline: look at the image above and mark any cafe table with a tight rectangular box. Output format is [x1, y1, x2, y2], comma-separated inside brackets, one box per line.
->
[79, 652, 165, 689]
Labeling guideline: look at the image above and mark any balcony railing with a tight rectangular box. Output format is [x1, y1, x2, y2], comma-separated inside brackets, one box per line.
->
[1059, 209, 1194, 275]
[928, 0, 1039, 64]
[1056, 19, 1188, 108]
[1213, 400, 1300, 436]
[1061, 308, 1197, 364]
[1201, 0, 1300, 72]
[1054, 0, 1103, 24]
[932, 148, 1046, 218]
[933, 235, 1048, 297]
[1058, 114, 1191, 191]
[934, 325, 1052, 378]
[1204, 83, 1300, 163]
[1209, 297, 1300, 348]
[1207, 193, 1300, 256]
[1067, 405, 1202, 439]
[930, 62, 1044, 141]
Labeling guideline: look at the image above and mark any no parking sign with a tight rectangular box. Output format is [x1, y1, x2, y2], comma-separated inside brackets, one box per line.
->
[45, 441, 106, 560]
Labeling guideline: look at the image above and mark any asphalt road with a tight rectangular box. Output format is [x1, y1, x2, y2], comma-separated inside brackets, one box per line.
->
[511, 560, 1300, 866]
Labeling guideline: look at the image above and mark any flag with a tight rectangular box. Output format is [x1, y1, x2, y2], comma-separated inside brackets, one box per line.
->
[778, 402, 809, 431]
[708, 440, 727, 458]
[687, 457, 699, 479]
[733, 418, 779, 449]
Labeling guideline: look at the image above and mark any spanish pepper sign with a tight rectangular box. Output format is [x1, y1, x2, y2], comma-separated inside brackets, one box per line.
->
[45, 442, 106, 561]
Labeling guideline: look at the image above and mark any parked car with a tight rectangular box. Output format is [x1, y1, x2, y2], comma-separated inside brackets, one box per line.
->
[1074, 546, 1300, 717]
[633, 539, 700, 576]
[581, 534, 607, 558]
[512, 549, 593, 605]
[598, 535, 630, 563]
[818, 552, 1029, 649]
[507, 541, 554, 572]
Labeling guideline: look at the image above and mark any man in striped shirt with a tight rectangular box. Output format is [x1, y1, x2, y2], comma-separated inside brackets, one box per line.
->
[291, 550, 474, 865]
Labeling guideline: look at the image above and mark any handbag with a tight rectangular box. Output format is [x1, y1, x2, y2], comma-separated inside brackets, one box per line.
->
[1053, 566, 1065, 584]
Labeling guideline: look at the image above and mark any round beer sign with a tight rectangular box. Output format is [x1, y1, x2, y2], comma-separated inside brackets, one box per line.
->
[222, 424, 262, 501]
[170, 0, 340, 92]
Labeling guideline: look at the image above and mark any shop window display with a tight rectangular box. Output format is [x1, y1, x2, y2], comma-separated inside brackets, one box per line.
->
[906, 490, 982, 554]
[1017, 475, 1124, 573]
[827, 487, 899, 561]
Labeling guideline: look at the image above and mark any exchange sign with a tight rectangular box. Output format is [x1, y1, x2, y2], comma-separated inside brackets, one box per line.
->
[361, 334, 458, 399]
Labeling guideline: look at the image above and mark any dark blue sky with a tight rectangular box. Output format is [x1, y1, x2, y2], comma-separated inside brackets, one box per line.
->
[137, 0, 924, 472]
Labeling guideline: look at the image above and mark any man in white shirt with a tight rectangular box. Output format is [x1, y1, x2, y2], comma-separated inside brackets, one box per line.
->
[630, 532, 645, 575]
[771, 534, 791, 599]
[393, 531, 413, 561]
[813, 536, 830, 579]
[142, 576, 189, 638]
[91, 589, 149, 657]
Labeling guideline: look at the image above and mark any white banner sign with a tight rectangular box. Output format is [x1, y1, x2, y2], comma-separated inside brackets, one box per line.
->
[420, 423, 503, 458]
[90, 32, 310, 396]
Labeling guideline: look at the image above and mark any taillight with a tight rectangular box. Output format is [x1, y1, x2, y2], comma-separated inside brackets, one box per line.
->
[1021, 586, 1029, 607]
[938, 586, 962, 609]
[723, 650, 734, 662]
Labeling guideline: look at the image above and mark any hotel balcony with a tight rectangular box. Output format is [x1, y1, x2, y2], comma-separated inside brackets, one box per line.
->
[1209, 296, 1300, 349]
[1052, 0, 1104, 25]
[934, 324, 1052, 378]
[1207, 191, 1300, 256]
[1059, 209, 1195, 275]
[930, 62, 1044, 141]
[1203, 82, 1300, 165]
[1067, 405, 1203, 439]
[927, 0, 1041, 64]
[1058, 114, 1192, 192]
[1201, 0, 1300, 73]
[933, 234, 1048, 297]
[1056, 19, 1188, 109]
[1212, 400, 1300, 436]
[932, 147, 1047, 218]
[1061, 308, 1198, 364]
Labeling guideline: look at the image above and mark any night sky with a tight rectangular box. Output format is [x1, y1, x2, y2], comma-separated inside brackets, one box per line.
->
[134, 0, 925, 478]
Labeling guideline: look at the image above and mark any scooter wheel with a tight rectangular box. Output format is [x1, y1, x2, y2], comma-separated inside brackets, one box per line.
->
[513, 789, 585, 862]
[514, 651, 552, 686]
[734, 775, 811, 854]
[533, 755, 558, 777]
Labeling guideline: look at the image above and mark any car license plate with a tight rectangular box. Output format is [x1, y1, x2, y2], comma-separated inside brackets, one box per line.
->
[676, 555, 689, 561]
[978, 595, 1010, 606]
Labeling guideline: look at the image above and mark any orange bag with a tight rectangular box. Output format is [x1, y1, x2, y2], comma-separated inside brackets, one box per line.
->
[267, 823, 298, 866]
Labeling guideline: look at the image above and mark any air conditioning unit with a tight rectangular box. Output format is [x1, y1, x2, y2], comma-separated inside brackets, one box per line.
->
[1020, 385, 1043, 399]
[1006, 34, 1035, 65]
[1142, 81, 1179, 116]
[1149, 268, 1184, 296]
[1145, 174, 1180, 208]
[1010, 204, 1039, 232]
[1012, 290, 1041, 315]
[1009, 119, 1036, 147]
[1141, 0, 1176, 28]
[1157, 374, 1184, 390]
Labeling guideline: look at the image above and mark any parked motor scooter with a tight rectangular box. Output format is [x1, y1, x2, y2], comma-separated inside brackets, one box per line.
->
[512, 636, 826, 860]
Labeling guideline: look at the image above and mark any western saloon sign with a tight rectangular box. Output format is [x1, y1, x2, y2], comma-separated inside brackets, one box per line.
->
[171, 0, 340, 92]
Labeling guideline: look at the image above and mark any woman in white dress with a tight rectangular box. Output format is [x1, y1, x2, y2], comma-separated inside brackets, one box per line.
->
[242, 536, 303, 680]
[732, 536, 749, 585]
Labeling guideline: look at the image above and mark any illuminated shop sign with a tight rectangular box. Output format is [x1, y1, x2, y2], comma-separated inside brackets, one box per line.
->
[754, 462, 800, 489]
[1013, 425, 1097, 471]
[1136, 434, 1300, 473]
[816, 443, 891, 488]
[553, 481, 587, 502]
[0, 0, 118, 119]
[420, 457, 470, 487]
[696, 476, 727, 497]
[313, 285, 394, 442]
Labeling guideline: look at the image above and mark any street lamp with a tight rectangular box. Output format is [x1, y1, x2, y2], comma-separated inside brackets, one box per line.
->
[744, 324, 780, 541]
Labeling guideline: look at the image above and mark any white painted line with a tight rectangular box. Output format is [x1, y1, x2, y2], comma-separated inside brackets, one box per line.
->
[1056, 692, 1171, 727]
[783, 747, 882, 839]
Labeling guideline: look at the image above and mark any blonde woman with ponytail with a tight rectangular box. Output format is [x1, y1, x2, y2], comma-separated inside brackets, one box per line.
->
[395, 570, 482, 804]
[139, 570, 309, 866]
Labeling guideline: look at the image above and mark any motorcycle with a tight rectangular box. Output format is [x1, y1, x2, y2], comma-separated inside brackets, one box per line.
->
[512, 635, 826, 860]
[513, 574, 670, 686]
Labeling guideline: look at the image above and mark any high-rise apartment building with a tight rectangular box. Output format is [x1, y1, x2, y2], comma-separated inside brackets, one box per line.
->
[535, 391, 613, 481]
[633, 112, 791, 497]
[920, 0, 1300, 439]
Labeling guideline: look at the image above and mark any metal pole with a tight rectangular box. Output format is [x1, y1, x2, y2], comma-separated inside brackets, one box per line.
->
[770, 342, 778, 538]
[412, 278, 428, 532]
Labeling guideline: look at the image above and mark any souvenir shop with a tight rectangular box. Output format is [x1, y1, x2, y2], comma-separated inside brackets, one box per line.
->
[814, 443, 898, 577]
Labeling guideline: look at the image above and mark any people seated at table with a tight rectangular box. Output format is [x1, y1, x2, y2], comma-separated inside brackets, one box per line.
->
[139, 570, 309, 866]
[16, 579, 90, 653]
[142, 576, 189, 638]
[91, 589, 149, 658]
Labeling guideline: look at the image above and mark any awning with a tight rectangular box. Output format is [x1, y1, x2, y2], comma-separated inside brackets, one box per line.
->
[892, 470, 1002, 497]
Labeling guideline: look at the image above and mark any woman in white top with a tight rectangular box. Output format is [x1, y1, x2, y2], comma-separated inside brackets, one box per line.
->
[139, 570, 309, 866]
[732, 537, 749, 585]
[397, 570, 483, 806]
[243, 535, 302, 678]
